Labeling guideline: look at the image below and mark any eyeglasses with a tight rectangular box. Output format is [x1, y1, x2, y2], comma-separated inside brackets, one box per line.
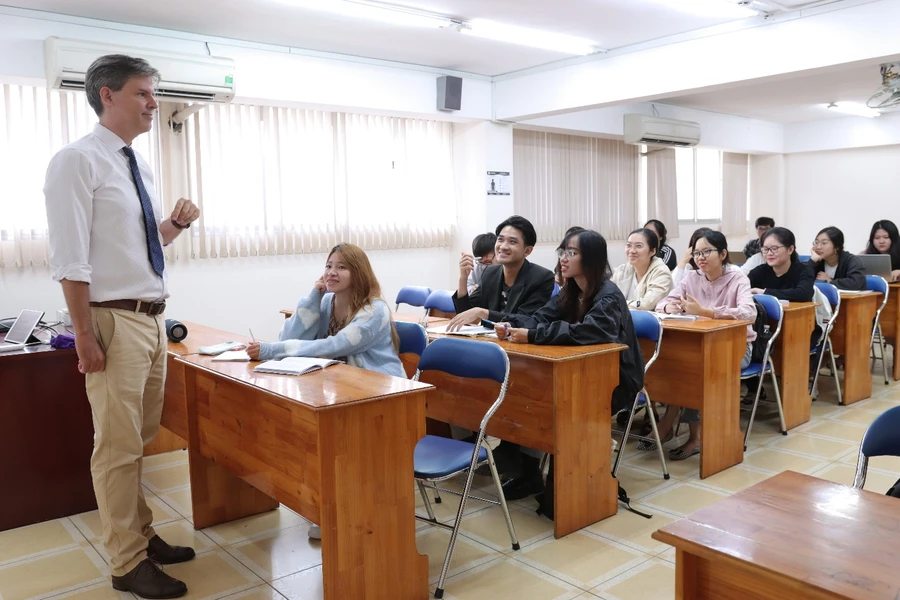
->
[690, 249, 715, 259]
[756, 226, 771, 232]
[813, 240, 832, 247]
[477, 254, 494, 265]
[625, 243, 647, 251]
[760, 245, 784, 255]
[556, 248, 579, 259]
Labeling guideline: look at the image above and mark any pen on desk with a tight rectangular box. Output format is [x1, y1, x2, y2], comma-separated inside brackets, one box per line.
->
[249, 329, 256, 343]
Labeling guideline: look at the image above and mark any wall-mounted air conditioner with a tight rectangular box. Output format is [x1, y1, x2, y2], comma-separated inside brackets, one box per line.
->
[624, 114, 700, 148]
[44, 37, 235, 103]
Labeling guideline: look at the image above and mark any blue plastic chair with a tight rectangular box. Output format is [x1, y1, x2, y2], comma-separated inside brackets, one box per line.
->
[424, 289, 456, 315]
[395, 286, 431, 313]
[742, 294, 787, 448]
[798, 254, 811, 262]
[395, 321, 427, 379]
[413, 338, 519, 598]
[551, 282, 560, 298]
[811, 282, 843, 404]
[866, 275, 890, 385]
[853, 406, 900, 489]
[613, 310, 669, 480]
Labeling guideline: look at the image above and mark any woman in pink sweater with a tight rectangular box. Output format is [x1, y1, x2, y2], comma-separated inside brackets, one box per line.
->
[647, 230, 757, 460]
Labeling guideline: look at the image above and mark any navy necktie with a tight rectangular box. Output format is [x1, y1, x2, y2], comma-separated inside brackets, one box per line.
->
[122, 146, 165, 277]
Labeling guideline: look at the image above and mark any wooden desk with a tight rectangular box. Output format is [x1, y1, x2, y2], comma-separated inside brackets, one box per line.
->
[0, 334, 96, 531]
[425, 333, 625, 538]
[880, 282, 900, 381]
[653, 471, 900, 599]
[771, 302, 817, 430]
[280, 309, 446, 325]
[176, 355, 432, 600]
[830, 291, 879, 404]
[641, 319, 750, 479]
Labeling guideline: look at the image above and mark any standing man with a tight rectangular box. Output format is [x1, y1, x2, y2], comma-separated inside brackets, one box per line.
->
[44, 55, 200, 599]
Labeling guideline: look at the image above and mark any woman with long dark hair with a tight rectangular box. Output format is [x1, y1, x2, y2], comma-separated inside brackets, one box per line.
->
[862, 219, 900, 281]
[747, 227, 814, 301]
[807, 226, 866, 290]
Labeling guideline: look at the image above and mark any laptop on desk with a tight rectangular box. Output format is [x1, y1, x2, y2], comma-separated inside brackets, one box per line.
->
[0, 309, 45, 353]
[858, 254, 893, 280]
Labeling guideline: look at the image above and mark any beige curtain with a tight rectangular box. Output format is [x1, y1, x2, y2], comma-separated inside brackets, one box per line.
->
[646, 148, 678, 236]
[513, 129, 639, 242]
[721, 152, 750, 236]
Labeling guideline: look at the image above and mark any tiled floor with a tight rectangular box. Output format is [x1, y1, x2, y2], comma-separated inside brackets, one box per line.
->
[3, 372, 900, 600]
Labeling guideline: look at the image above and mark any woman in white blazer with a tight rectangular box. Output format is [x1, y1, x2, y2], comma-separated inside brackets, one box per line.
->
[611, 228, 674, 311]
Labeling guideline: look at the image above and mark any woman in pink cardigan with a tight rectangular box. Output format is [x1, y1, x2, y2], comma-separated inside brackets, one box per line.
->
[647, 230, 757, 460]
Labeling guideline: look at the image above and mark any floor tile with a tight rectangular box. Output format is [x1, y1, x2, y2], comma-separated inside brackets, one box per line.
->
[439, 557, 582, 600]
[828, 409, 882, 427]
[639, 483, 729, 518]
[0, 518, 85, 566]
[518, 532, 650, 589]
[0, 543, 109, 600]
[769, 434, 857, 461]
[203, 506, 308, 546]
[457, 505, 554, 551]
[142, 450, 189, 470]
[591, 560, 675, 600]
[864, 455, 900, 476]
[219, 583, 287, 599]
[741, 448, 828, 475]
[156, 486, 194, 519]
[271, 566, 323, 600]
[623, 449, 699, 480]
[614, 466, 677, 500]
[226, 524, 322, 582]
[141, 462, 191, 493]
[586, 505, 678, 555]
[803, 420, 868, 443]
[810, 463, 899, 494]
[415, 479, 493, 524]
[416, 528, 503, 584]
[158, 550, 263, 599]
[689, 465, 773, 494]
[47, 580, 135, 599]
[853, 396, 900, 412]
[71, 492, 180, 543]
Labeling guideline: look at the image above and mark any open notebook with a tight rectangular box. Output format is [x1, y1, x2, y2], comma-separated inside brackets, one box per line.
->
[253, 357, 342, 375]
[426, 324, 496, 337]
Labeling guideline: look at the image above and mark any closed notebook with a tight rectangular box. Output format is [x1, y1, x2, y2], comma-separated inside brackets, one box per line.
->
[658, 314, 699, 321]
[253, 356, 342, 375]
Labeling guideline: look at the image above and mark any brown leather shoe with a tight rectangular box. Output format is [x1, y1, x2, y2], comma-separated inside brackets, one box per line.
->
[147, 535, 196, 564]
[111, 558, 187, 599]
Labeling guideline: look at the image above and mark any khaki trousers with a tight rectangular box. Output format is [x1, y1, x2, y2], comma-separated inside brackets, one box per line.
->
[86, 308, 166, 577]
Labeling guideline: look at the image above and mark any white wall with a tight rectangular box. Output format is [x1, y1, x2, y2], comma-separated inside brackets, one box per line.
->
[784, 145, 900, 254]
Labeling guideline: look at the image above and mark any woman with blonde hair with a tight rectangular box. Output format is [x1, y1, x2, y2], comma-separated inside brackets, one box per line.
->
[247, 243, 402, 376]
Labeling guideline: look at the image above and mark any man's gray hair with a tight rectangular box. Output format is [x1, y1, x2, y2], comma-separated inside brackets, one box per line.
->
[84, 54, 160, 117]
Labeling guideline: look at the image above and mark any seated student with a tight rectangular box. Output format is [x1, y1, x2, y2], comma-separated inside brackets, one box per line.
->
[861, 219, 900, 282]
[744, 216, 775, 260]
[651, 230, 757, 460]
[466, 232, 497, 293]
[644, 219, 677, 270]
[807, 226, 866, 291]
[493, 229, 644, 501]
[611, 227, 674, 310]
[448, 215, 555, 329]
[748, 227, 814, 301]
[673, 227, 743, 286]
[554, 226, 585, 286]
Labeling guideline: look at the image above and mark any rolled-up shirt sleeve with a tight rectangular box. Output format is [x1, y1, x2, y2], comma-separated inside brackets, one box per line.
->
[44, 149, 93, 283]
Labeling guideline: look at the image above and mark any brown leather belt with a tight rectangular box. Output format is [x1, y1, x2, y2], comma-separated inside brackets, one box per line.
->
[89, 300, 167, 316]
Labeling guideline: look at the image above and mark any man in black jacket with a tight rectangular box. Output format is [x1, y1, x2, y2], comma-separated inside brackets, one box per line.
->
[447, 215, 555, 330]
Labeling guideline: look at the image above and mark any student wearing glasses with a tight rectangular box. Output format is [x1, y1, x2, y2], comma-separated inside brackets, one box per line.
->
[743, 217, 775, 260]
[650, 230, 757, 460]
[860, 220, 900, 282]
[466, 232, 497, 293]
[807, 226, 866, 291]
[611, 227, 674, 310]
[673, 227, 742, 286]
[747, 227, 814, 301]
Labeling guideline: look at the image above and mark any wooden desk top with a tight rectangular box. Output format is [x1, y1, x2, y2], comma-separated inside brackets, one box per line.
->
[166, 321, 253, 356]
[780, 301, 819, 313]
[175, 354, 432, 411]
[838, 290, 881, 300]
[653, 471, 900, 599]
[659, 318, 752, 333]
[427, 331, 625, 362]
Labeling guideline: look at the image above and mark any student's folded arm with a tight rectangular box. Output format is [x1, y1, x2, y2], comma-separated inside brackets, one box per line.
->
[279, 288, 326, 342]
[832, 255, 867, 290]
[262, 302, 389, 361]
[452, 285, 479, 313]
[528, 294, 622, 345]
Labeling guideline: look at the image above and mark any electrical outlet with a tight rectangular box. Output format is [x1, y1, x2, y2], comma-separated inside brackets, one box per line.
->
[57, 308, 71, 326]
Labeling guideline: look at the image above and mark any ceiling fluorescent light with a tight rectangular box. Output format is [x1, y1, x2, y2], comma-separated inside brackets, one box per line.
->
[827, 102, 881, 118]
[667, 0, 758, 19]
[460, 19, 601, 55]
[282, 0, 456, 28]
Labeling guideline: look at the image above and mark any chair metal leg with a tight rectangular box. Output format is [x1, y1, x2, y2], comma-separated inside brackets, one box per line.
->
[879, 324, 889, 385]
[743, 371, 766, 451]
[417, 480, 438, 523]
[538, 452, 549, 478]
[484, 445, 519, 551]
[644, 395, 670, 480]
[612, 394, 640, 478]
[829, 346, 843, 405]
[433, 488, 443, 504]
[769, 369, 787, 435]
[810, 341, 828, 398]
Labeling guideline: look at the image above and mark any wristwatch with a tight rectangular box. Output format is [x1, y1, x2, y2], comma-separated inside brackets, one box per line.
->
[171, 218, 190, 230]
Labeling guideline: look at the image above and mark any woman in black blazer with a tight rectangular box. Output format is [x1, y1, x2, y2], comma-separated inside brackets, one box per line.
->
[807, 226, 866, 291]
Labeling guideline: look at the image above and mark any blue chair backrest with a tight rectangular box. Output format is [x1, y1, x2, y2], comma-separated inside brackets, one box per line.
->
[417, 337, 508, 384]
[860, 406, 900, 458]
[866, 274, 888, 295]
[798, 254, 811, 262]
[815, 281, 840, 308]
[424, 289, 456, 313]
[630, 310, 661, 343]
[752, 293, 783, 325]
[396, 286, 431, 308]
[551, 282, 560, 298]
[395, 321, 427, 357]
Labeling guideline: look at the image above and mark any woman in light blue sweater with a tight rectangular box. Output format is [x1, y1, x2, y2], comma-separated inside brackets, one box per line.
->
[247, 242, 403, 378]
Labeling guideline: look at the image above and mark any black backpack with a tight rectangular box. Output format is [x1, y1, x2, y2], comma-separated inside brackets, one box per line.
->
[750, 297, 773, 363]
[889, 478, 900, 498]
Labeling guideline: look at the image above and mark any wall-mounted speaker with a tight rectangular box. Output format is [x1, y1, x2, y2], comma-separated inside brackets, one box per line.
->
[437, 75, 462, 112]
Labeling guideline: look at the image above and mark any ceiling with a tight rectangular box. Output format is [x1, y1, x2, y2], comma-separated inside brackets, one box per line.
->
[5, 0, 788, 76]
[660, 59, 898, 124]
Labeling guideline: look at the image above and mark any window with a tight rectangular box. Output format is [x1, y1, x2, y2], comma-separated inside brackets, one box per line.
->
[675, 147, 723, 222]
